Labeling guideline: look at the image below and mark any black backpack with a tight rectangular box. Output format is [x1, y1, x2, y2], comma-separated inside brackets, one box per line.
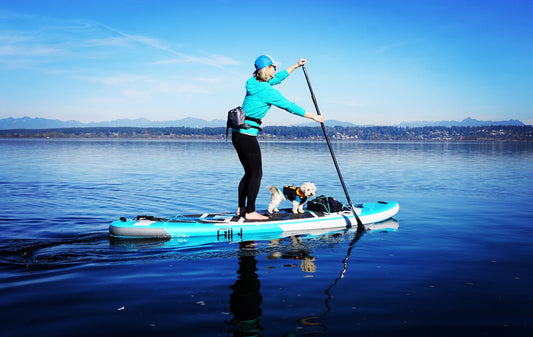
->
[226, 107, 262, 140]
[306, 195, 347, 213]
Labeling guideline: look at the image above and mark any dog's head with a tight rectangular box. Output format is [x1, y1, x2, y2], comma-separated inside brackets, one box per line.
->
[300, 182, 317, 198]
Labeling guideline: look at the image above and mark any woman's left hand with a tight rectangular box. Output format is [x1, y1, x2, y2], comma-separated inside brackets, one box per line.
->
[287, 59, 307, 74]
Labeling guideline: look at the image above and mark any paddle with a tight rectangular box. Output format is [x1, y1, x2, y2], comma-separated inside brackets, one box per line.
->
[301, 64, 364, 230]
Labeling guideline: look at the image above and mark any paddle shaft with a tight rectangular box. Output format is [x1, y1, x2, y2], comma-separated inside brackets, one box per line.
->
[301, 65, 363, 229]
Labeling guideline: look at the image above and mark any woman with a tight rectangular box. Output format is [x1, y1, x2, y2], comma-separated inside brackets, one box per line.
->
[233, 55, 324, 221]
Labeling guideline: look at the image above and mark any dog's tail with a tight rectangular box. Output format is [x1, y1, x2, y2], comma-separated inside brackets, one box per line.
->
[267, 185, 286, 200]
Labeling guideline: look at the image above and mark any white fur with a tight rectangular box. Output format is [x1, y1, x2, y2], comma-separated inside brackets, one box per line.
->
[267, 182, 317, 214]
[267, 185, 285, 214]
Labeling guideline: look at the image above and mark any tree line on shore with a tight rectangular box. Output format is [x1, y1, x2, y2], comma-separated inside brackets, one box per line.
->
[1, 125, 531, 141]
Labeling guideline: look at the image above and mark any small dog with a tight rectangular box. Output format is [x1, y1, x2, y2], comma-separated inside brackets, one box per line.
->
[267, 182, 317, 214]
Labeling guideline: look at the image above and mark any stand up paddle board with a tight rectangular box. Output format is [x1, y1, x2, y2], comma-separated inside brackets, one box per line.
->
[109, 200, 399, 240]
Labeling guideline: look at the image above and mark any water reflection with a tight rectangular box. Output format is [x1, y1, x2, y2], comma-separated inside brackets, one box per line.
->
[227, 241, 263, 337]
[283, 230, 364, 336]
[226, 228, 370, 337]
[268, 236, 317, 273]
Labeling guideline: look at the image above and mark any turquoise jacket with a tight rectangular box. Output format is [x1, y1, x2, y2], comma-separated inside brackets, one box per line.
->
[239, 70, 306, 136]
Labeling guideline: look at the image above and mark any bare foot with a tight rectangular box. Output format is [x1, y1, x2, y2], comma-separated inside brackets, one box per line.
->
[245, 211, 269, 221]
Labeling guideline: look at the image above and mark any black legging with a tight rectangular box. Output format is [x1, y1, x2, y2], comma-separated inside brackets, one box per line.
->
[232, 131, 262, 213]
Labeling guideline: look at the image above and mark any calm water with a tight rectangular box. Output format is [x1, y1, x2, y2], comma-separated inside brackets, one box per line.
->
[1, 139, 532, 336]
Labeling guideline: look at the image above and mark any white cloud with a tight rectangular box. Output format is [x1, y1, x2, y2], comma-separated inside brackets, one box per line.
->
[0, 33, 33, 43]
[98, 23, 239, 69]
[122, 89, 151, 98]
[0, 44, 60, 57]
[155, 54, 239, 68]
[154, 82, 208, 94]
[85, 73, 210, 96]
[89, 73, 150, 86]
[83, 37, 129, 48]
[0, 15, 239, 72]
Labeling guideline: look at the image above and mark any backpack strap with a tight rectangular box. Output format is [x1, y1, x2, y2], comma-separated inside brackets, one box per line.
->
[226, 116, 263, 140]
[244, 116, 262, 132]
[245, 116, 262, 126]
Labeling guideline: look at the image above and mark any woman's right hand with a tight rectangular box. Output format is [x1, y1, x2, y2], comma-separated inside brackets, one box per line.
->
[304, 111, 324, 123]
[313, 114, 325, 124]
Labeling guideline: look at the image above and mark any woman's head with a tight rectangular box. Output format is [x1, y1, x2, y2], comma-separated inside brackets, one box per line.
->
[253, 55, 278, 81]
[254, 66, 276, 81]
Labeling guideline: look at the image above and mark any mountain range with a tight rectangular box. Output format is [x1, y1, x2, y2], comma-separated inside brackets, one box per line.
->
[0, 116, 226, 129]
[0, 116, 525, 130]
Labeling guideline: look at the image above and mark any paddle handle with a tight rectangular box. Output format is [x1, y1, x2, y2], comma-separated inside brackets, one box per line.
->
[301, 65, 363, 229]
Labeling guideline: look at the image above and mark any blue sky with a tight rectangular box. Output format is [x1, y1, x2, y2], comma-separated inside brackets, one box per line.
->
[1, 0, 531, 125]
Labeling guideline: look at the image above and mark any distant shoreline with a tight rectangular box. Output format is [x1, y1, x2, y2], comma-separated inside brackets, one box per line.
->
[0, 125, 531, 142]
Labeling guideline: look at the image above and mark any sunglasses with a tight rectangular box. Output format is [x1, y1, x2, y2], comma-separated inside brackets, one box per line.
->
[270, 65, 277, 71]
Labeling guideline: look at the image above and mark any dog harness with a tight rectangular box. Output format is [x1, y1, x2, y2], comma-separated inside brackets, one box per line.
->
[283, 186, 307, 203]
